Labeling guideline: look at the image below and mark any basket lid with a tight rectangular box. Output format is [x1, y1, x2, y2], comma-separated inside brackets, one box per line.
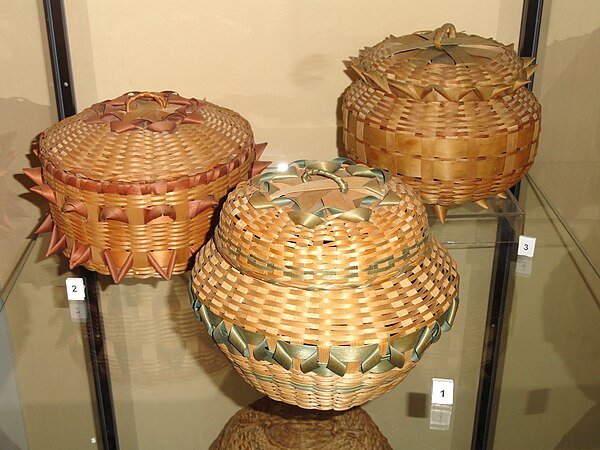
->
[191, 159, 459, 347]
[349, 23, 537, 101]
[38, 91, 255, 187]
[213, 158, 432, 290]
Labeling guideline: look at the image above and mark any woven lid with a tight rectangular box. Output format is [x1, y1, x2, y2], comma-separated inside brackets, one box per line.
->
[38, 91, 255, 189]
[350, 23, 536, 101]
[191, 159, 459, 346]
[214, 158, 430, 290]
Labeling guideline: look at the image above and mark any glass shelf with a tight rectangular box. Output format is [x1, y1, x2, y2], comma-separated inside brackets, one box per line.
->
[428, 190, 525, 248]
[1, 236, 495, 449]
[1, 178, 598, 450]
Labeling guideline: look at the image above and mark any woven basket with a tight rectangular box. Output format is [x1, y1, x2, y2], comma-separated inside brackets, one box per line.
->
[342, 23, 542, 222]
[211, 396, 393, 449]
[24, 91, 270, 282]
[190, 159, 459, 410]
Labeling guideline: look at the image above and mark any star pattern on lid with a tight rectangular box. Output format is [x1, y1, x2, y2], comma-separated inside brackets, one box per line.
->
[248, 159, 402, 228]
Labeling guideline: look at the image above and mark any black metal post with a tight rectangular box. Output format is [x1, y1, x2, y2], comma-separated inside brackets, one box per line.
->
[43, 1, 119, 449]
[471, 222, 515, 449]
[518, 0, 545, 60]
[82, 269, 119, 450]
[511, 0, 544, 200]
[472, 1, 544, 448]
[42, 0, 76, 120]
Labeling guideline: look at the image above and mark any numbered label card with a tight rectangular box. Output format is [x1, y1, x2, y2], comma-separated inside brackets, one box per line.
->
[518, 235, 536, 257]
[515, 255, 533, 277]
[429, 404, 453, 431]
[69, 301, 87, 321]
[65, 278, 86, 301]
[432, 378, 454, 405]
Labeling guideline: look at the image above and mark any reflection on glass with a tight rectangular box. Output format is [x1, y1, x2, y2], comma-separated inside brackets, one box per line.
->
[212, 396, 392, 449]
[97, 274, 229, 384]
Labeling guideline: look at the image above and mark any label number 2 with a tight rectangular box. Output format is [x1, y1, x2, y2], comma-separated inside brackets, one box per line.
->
[65, 278, 85, 301]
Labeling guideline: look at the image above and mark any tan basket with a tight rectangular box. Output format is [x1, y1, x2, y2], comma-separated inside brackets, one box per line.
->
[342, 23, 542, 222]
[24, 91, 270, 282]
[211, 396, 393, 449]
[190, 159, 459, 410]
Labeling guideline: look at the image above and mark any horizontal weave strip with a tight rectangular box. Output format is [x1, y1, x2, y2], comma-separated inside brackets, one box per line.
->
[191, 238, 458, 347]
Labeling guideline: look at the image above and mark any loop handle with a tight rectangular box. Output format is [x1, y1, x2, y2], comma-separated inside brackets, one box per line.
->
[433, 23, 457, 49]
[125, 92, 168, 112]
[301, 168, 349, 193]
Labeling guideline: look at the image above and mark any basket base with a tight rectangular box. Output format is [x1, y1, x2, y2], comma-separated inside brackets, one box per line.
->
[220, 344, 415, 411]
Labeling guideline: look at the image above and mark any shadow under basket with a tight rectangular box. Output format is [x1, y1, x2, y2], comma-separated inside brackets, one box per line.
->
[96, 274, 230, 385]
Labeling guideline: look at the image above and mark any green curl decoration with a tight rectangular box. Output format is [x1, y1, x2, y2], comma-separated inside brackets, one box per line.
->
[189, 282, 459, 378]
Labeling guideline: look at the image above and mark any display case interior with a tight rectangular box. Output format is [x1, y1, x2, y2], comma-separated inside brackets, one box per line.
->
[1, 177, 598, 450]
[1, 0, 599, 449]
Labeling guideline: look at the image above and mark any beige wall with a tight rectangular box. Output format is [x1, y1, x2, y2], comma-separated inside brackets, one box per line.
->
[494, 4, 600, 446]
[64, 0, 522, 166]
[0, 313, 27, 449]
[0, 0, 57, 288]
[529, 0, 600, 269]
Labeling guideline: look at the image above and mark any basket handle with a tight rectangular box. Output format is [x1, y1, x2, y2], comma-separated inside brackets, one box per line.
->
[301, 168, 349, 193]
[433, 23, 457, 49]
[125, 92, 168, 112]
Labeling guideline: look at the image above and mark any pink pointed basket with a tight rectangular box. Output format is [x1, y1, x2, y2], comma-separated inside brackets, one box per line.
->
[25, 91, 269, 282]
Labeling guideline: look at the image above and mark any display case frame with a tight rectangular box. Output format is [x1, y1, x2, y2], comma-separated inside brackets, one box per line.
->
[38, 1, 545, 448]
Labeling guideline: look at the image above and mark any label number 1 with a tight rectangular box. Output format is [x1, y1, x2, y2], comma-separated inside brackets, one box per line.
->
[432, 378, 454, 405]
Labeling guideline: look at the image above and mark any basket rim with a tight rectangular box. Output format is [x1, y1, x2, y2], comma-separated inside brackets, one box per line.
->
[191, 237, 459, 347]
[38, 147, 254, 195]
